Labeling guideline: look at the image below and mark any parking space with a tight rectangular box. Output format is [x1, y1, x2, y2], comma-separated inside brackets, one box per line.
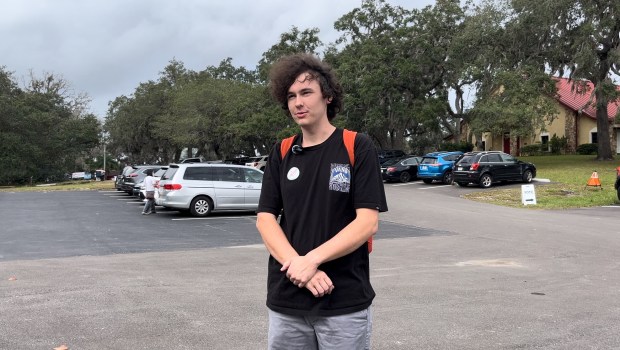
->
[383, 178, 551, 196]
[0, 190, 454, 262]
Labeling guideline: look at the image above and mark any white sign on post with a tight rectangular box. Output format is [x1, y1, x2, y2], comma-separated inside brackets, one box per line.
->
[521, 184, 537, 205]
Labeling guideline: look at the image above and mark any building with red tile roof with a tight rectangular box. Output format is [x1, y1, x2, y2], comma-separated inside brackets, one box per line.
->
[461, 77, 620, 155]
[554, 77, 620, 122]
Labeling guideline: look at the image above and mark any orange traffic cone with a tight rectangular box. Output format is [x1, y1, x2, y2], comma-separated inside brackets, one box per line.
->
[585, 170, 602, 189]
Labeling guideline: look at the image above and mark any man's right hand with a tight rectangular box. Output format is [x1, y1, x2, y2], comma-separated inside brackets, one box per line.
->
[305, 270, 334, 297]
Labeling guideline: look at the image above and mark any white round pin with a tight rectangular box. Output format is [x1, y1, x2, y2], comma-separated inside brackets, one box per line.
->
[287, 167, 300, 180]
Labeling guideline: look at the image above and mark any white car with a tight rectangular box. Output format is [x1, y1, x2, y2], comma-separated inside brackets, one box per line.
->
[245, 156, 268, 171]
[157, 163, 263, 217]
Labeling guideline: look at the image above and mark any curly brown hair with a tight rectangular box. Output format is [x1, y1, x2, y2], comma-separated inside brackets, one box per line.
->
[268, 53, 343, 120]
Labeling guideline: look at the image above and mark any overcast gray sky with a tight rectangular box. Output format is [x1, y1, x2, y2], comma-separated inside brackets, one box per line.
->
[1, 0, 435, 118]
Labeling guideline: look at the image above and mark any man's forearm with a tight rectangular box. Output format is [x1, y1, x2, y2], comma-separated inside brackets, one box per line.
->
[256, 212, 298, 264]
[306, 208, 379, 266]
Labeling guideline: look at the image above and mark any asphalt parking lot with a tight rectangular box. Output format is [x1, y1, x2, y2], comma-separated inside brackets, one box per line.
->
[1, 182, 620, 349]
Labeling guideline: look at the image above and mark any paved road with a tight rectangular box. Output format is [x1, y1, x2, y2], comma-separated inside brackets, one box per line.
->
[1, 181, 620, 349]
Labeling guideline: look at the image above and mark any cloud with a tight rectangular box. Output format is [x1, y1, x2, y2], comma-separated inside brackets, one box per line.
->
[0, 0, 432, 118]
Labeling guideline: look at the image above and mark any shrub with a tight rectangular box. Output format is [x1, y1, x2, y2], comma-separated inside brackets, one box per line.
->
[550, 134, 568, 154]
[438, 141, 474, 153]
[576, 143, 598, 155]
[520, 144, 543, 156]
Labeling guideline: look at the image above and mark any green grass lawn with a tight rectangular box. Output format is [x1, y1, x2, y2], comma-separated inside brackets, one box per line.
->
[462, 155, 620, 209]
[0, 180, 115, 192]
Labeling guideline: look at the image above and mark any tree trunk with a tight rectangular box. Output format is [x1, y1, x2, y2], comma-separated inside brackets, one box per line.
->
[594, 85, 613, 160]
[453, 88, 464, 143]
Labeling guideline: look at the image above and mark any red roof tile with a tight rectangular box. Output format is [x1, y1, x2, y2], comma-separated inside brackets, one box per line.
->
[554, 77, 620, 120]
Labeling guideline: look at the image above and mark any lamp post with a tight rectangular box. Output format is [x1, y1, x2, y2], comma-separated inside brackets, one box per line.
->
[102, 132, 109, 181]
[103, 142, 106, 180]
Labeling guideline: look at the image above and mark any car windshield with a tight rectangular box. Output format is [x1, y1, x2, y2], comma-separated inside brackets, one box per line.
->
[456, 155, 475, 165]
[161, 168, 178, 180]
[382, 158, 403, 166]
[402, 157, 420, 165]
[154, 168, 167, 177]
[421, 157, 437, 164]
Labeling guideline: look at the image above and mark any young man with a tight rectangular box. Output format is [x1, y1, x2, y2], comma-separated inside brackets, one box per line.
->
[256, 53, 387, 349]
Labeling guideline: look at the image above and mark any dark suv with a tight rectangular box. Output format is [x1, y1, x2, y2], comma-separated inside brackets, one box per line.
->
[452, 151, 536, 188]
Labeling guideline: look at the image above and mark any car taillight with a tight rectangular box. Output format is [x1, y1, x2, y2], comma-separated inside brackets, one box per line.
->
[470, 163, 479, 171]
[387, 167, 397, 172]
[163, 183, 182, 190]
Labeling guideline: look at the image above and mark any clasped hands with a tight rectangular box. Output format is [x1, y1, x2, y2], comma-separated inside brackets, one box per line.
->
[281, 255, 334, 297]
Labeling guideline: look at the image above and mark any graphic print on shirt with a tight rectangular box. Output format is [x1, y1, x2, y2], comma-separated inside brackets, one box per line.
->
[329, 163, 351, 193]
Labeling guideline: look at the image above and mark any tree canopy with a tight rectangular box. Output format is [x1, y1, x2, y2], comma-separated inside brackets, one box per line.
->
[0, 67, 101, 185]
[5, 0, 620, 184]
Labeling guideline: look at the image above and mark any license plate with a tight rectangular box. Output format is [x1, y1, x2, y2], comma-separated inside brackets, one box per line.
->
[458, 167, 463, 171]
[420, 165, 427, 170]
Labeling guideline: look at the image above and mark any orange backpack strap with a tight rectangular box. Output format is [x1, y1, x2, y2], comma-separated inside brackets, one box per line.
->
[343, 129, 357, 166]
[342, 129, 373, 253]
[280, 135, 296, 160]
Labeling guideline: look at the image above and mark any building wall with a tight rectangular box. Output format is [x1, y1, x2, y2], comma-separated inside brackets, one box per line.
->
[460, 96, 619, 154]
[578, 117, 597, 144]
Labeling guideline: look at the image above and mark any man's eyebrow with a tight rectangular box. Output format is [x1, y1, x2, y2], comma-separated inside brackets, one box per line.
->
[289, 87, 314, 94]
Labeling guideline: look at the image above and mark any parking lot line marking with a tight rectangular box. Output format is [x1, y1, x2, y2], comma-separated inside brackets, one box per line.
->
[374, 267, 401, 271]
[391, 182, 419, 187]
[602, 205, 620, 208]
[172, 216, 257, 221]
[227, 244, 264, 249]
[116, 198, 137, 201]
[418, 185, 453, 190]
[372, 273, 399, 278]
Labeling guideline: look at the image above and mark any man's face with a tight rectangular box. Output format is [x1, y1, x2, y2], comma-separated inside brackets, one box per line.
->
[286, 72, 330, 127]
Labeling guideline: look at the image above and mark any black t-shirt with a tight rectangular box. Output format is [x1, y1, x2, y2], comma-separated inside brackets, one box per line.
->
[258, 128, 388, 316]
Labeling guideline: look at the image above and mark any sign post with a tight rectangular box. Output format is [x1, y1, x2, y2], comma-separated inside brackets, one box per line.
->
[521, 184, 537, 205]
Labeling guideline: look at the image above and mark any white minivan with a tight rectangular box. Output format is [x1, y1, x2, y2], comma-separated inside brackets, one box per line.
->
[157, 163, 263, 217]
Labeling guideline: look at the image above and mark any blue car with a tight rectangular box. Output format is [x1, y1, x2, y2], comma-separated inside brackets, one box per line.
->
[417, 151, 463, 184]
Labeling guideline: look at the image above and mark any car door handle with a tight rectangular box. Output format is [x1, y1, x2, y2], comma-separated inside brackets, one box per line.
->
[235, 185, 243, 188]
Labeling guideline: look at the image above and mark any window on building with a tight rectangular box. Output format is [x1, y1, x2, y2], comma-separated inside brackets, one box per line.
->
[541, 135, 550, 151]
[591, 132, 598, 144]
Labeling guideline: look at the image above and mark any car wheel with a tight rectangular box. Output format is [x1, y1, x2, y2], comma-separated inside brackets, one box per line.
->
[190, 196, 213, 217]
[422, 179, 433, 184]
[442, 171, 453, 184]
[399, 172, 411, 183]
[456, 181, 468, 187]
[522, 169, 533, 183]
[479, 173, 493, 188]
